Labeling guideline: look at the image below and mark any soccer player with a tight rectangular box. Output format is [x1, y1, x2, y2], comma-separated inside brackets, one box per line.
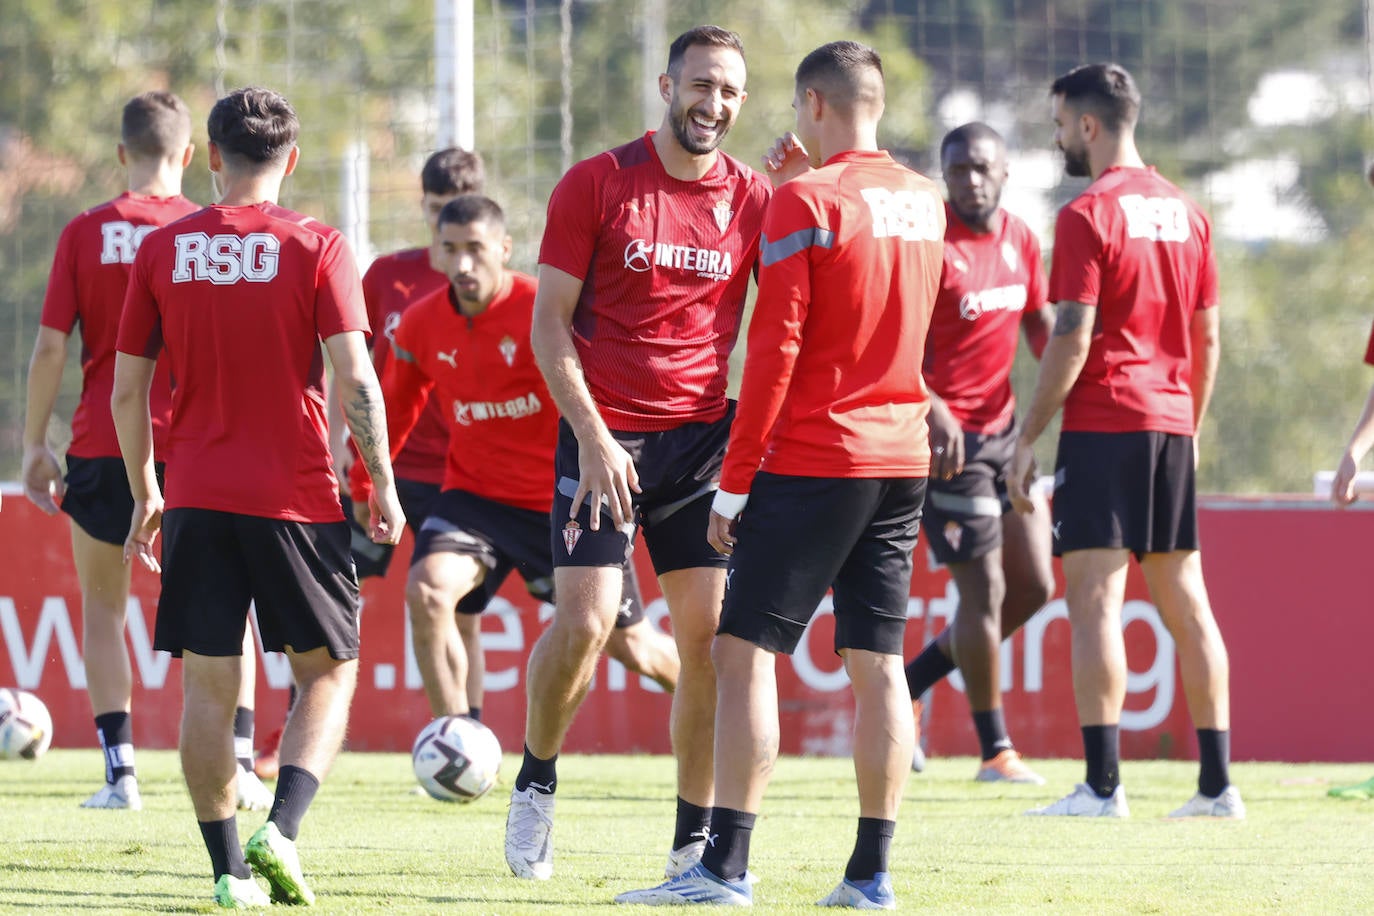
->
[250, 149, 489, 781]
[21, 90, 272, 814]
[902, 122, 1056, 783]
[347, 195, 680, 720]
[616, 39, 943, 908]
[1325, 318, 1374, 800]
[112, 87, 404, 908]
[1009, 63, 1242, 819]
[505, 24, 771, 882]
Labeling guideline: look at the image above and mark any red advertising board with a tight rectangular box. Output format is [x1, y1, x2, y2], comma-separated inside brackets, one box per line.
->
[1, 486, 1370, 762]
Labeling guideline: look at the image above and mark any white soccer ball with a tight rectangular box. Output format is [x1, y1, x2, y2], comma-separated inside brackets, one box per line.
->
[0, 688, 53, 760]
[411, 715, 501, 803]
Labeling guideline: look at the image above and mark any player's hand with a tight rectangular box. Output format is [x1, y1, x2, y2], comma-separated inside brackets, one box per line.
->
[21, 445, 65, 515]
[707, 509, 739, 556]
[368, 485, 406, 545]
[926, 400, 964, 481]
[1332, 452, 1361, 506]
[352, 493, 372, 529]
[123, 497, 164, 573]
[1007, 437, 1038, 514]
[573, 433, 640, 530]
[762, 132, 813, 187]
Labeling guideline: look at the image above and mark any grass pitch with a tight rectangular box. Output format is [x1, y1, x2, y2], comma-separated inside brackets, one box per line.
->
[1, 750, 1372, 913]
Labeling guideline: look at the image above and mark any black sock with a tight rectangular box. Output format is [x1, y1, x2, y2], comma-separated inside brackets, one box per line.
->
[199, 817, 250, 880]
[232, 707, 255, 771]
[1082, 725, 1120, 797]
[94, 712, 135, 782]
[699, 806, 755, 884]
[515, 745, 557, 794]
[972, 708, 1013, 761]
[844, 817, 895, 883]
[673, 797, 712, 850]
[1197, 728, 1231, 798]
[268, 765, 320, 841]
[467, 706, 482, 723]
[904, 642, 956, 698]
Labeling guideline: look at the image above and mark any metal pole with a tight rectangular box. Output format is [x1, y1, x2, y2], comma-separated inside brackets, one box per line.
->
[435, 0, 475, 150]
[641, 0, 666, 131]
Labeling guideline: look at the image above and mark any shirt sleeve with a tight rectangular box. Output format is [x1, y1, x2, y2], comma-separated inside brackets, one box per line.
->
[1194, 217, 1220, 312]
[314, 232, 370, 339]
[1047, 202, 1103, 306]
[40, 221, 81, 334]
[537, 158, 600, 280]
[1021, 226, 1049, 317]
[1364, 320, 1374, 368]
[718, 185, 819, 496]
[360, 257, 384, 343]
[115, 243, 164, 359]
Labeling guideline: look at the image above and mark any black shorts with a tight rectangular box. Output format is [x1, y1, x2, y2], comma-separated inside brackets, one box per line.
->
[344, 477, 442, 579]
[1051, 430, 1198, 557]
[61, 455, 165, 546]
[155, 508, 360, 660]
[920, 420, 1015, 565]
[551, 407, 734, 576]
[423, 490, 645, 629]
[718, 473, 926, 657]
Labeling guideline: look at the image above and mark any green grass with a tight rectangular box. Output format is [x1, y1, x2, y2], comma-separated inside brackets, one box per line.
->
[2, 751, 1373, 913]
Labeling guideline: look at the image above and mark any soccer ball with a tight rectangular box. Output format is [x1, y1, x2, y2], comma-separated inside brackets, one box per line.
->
[411, 715, 501, 803]
[0, 688, 53, 760]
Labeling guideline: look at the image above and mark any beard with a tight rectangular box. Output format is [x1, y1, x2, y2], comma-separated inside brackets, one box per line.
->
[1062, 144, 1091, 178]
[669, 95, 733, 156]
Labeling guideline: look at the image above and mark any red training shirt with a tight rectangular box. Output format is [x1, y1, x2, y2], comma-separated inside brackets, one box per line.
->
[1048, 166, 1218, 436]
[41, 192, 199, 460]
[720, 150, 945, 496]
[360, 248, 449, 485]
[1364, 320, 1374, 367]
[538, 132, 772, 431]
[117, 203, 369, 522]
[924, 204, 1048, 433]
[349, 272, 553, 513]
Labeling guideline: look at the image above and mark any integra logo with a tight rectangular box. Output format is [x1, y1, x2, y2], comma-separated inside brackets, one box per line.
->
[452, 392, 543, 426]
[623, 239, 734, 281]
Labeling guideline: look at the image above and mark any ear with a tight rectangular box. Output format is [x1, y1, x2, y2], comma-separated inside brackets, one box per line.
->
[1078, 112, 1098, 143]
[207, 142, 222, 172]
[283, 145, 300, 176]
[807, 87, 824, 121]
[180, 144, 195, 168]
[501, 233, 513, 264]
[117, 143, 127, 167]
[659, 72, 674, 105]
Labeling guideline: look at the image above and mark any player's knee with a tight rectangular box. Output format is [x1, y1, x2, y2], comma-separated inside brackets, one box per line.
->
[405, 577, 451, 624]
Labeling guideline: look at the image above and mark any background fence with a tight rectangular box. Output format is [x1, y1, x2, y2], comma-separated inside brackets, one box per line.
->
[3, 0, 1374, 493]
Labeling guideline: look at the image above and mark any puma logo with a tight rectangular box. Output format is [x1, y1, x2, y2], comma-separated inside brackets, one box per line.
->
[437, 349, 458, 368]
[393, 279, 417, 297]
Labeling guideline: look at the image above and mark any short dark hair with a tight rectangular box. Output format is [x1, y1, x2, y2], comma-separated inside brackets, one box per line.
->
[421, 148, 486, 196]
[795, 41, 884, 115]
[666, 25, 745, 78]
[940, 122, 1004, 159]
[1050, 63, 1141, 133]
[207, 87, 299, 168]
[436, 194, 505, 233]
[121, 92, 191, 160]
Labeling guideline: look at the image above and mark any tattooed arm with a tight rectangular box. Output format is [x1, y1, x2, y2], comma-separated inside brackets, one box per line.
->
[324, 330, 405, 544]
[1007, 300, 1096, 512]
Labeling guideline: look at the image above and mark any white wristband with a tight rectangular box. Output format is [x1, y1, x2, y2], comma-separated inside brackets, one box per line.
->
[711, 488, 749, 519]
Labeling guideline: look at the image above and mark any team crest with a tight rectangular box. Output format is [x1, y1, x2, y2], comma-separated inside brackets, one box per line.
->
[1001, 241, 1020, 273]
[562, 520, 582, 555]
[713, 199, 733, 234]
[498, 334, 517, 367]
[943, 521, 963, 553]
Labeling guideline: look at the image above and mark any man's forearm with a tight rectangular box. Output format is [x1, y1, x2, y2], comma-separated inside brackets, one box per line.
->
[339, 377, 395, 489]
[1018, 302, 1094, 444]
[531, 316, 606, 442]
[23, 330, 68, 448]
